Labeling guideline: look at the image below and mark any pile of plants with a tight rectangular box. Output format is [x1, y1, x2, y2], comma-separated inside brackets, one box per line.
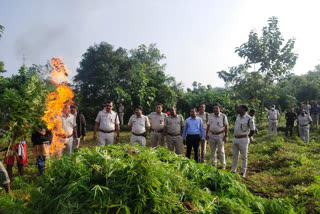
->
[2, 145, 295, 213]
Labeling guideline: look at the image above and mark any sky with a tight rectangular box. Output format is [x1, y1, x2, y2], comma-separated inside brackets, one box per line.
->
[1, 0, 320, 89]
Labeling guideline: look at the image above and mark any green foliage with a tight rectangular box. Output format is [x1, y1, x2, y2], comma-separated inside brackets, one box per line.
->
[0, 65, 52, 144]
[24, 145, 295, 213]
[74, 42, 182, 125]
[177, 82, 236, 119]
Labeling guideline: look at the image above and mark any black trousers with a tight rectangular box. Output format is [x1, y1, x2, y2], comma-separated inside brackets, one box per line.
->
[286, 123, 294, 136]
[186, 134, 200, 163]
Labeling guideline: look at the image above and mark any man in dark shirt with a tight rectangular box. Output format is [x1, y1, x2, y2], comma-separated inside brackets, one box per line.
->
[285, 108, 297, 136]
[71, 104, 86, 149]
[31, 127, 53, 175]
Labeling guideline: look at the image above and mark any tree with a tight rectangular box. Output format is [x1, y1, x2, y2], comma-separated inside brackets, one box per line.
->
[0, 66, 52, 145]
[74, 42, 182, 125]
[218, 17, 298, 118]
[0, 25, 5, 74]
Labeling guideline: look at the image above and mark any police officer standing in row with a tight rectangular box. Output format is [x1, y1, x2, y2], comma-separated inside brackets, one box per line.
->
[310, 101, 319, 129]
[147, 104, 167, 148]
[267, 105, 279, 136]
[297, 110, 312, 143]
[197, 104, 209, 163]
[206, 104, 229, 169]
[163, 107, 184, 154]
[232, 104, 255, 178]
[94, 101, 120, 146]
[128, 106, 150, 146]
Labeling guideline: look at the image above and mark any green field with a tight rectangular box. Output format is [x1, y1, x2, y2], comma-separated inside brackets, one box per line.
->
[0, 122, 320, 213]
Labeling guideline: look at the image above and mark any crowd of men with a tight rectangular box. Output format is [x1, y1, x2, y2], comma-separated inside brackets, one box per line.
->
[1, 99, 319, 193]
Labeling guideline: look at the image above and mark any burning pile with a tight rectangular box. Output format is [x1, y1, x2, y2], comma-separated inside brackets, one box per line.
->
[42, 57, 74, 156]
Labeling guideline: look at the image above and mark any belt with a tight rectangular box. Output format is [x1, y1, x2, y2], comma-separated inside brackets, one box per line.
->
[56, 134, 73, 138]
[151, 128, 163, 133]
[167, 133, 180, 136]
[299, 124, 309, 127]
[235, 135, 248, 139]
[269, 119, 278, 121]
[99, 129, 115, 133]
[211, 130, 224, 135]
[132, 132, 147, 137]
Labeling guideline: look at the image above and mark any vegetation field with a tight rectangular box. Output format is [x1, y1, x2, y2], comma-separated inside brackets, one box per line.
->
[0, 121, 319, 213]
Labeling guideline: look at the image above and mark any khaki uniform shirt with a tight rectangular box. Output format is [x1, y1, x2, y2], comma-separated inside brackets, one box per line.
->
[61, 114, 76, 136]
[197, 112, 209, 130]
[297, 114, 312, 126]
[234, 114, 255, 136]
[95, 110, 120, 131]
[267, 109, 279, 120]
[207, 113, 229, 133]
[128, 114, 150, 134]
[147, 112, 167, 131]
[164, 115, 184, 135]
[302, 104, 311, 113]
[119, 106, 124, 115]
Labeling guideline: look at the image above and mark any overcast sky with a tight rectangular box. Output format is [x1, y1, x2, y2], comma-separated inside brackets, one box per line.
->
[1, 0, 320, 88]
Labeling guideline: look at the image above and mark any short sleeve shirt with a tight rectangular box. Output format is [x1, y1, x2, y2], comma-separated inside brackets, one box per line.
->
[297, 114, 312, 126]
[128, 114, 150, 134]
[268, 109, 279, 120]
[119, 106, 124, 114]
[234, 114, 255, 136]
[61, 114, 76, 136]
[207, 113, 229, 133]
[95, 110, 120, 131]
[302, 104, 311, 113]
[164, 115, 184, 135]
[197, 112, 209, 129]
[147, 112, 167, 131]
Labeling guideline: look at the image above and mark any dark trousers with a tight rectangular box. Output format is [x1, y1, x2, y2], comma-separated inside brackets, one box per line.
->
[37, 156, 46, 175]
[286, 124, 294, 136]
[186, 134, 200, 163]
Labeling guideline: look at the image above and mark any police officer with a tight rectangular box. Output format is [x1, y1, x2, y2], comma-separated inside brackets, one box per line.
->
[232, 104, 255, 178]
[197, 104, 210, 163]
[205, 104, 229, 169]
[0, 161, 10, 193]
[302, 101, 311, 114]
[163, 107, 184, 154]
[267, 105, 279, 136]
[310, 101, 319, 129]
[297, 110, 312, 143]
[119, 103, 125, 125]
[147, 104, 167, 148]
[128, 106, 150, 146]
[94, 101, 120, 146]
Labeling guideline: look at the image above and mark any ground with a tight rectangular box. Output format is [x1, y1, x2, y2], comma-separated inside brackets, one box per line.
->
[0, 120, 320, 213]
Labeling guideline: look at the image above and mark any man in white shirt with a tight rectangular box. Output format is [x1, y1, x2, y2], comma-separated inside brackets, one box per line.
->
[297, 110, 312, 143]
[56, 104, 78, 156]
[128, 106, 151, 146]
[232, 104, 255, 178]
[119, 103, 124, 125]
[147, 104, 167, 148]
[94, 101, 120, 146]
[206, 104, 229, 169]
[267, 105, 280, 136]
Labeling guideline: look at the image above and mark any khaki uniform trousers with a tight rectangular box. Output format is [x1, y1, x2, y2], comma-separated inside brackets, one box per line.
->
[200, 131, 206, 162]
[98, 132, 114, 146]
[232, 137, 249, 174]
[268, 120, 278, 136]
[208, 133, 226, 168]
[299, 125, 310, 143]
[166, 135, 183, 155]
[150, 132, 165, 148]
[311, 114, 318, 128]
[130, 135, 146, 146]
[73, 137, 81, 150]
[120, 113, 124, 125]
[55, 137, 74, 158]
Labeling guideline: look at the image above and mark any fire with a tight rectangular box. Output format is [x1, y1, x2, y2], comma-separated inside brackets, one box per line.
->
[42, 57, 74, 157]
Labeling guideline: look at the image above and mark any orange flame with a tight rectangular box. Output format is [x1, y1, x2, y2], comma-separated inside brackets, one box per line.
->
[42, 57, 74, 157]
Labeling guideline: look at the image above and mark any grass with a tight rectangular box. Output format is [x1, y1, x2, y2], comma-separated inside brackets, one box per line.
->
[0, 123, 320, 213]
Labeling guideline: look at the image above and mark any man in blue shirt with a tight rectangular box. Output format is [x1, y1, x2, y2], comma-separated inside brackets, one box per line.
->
[183, 108, 205, 163]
